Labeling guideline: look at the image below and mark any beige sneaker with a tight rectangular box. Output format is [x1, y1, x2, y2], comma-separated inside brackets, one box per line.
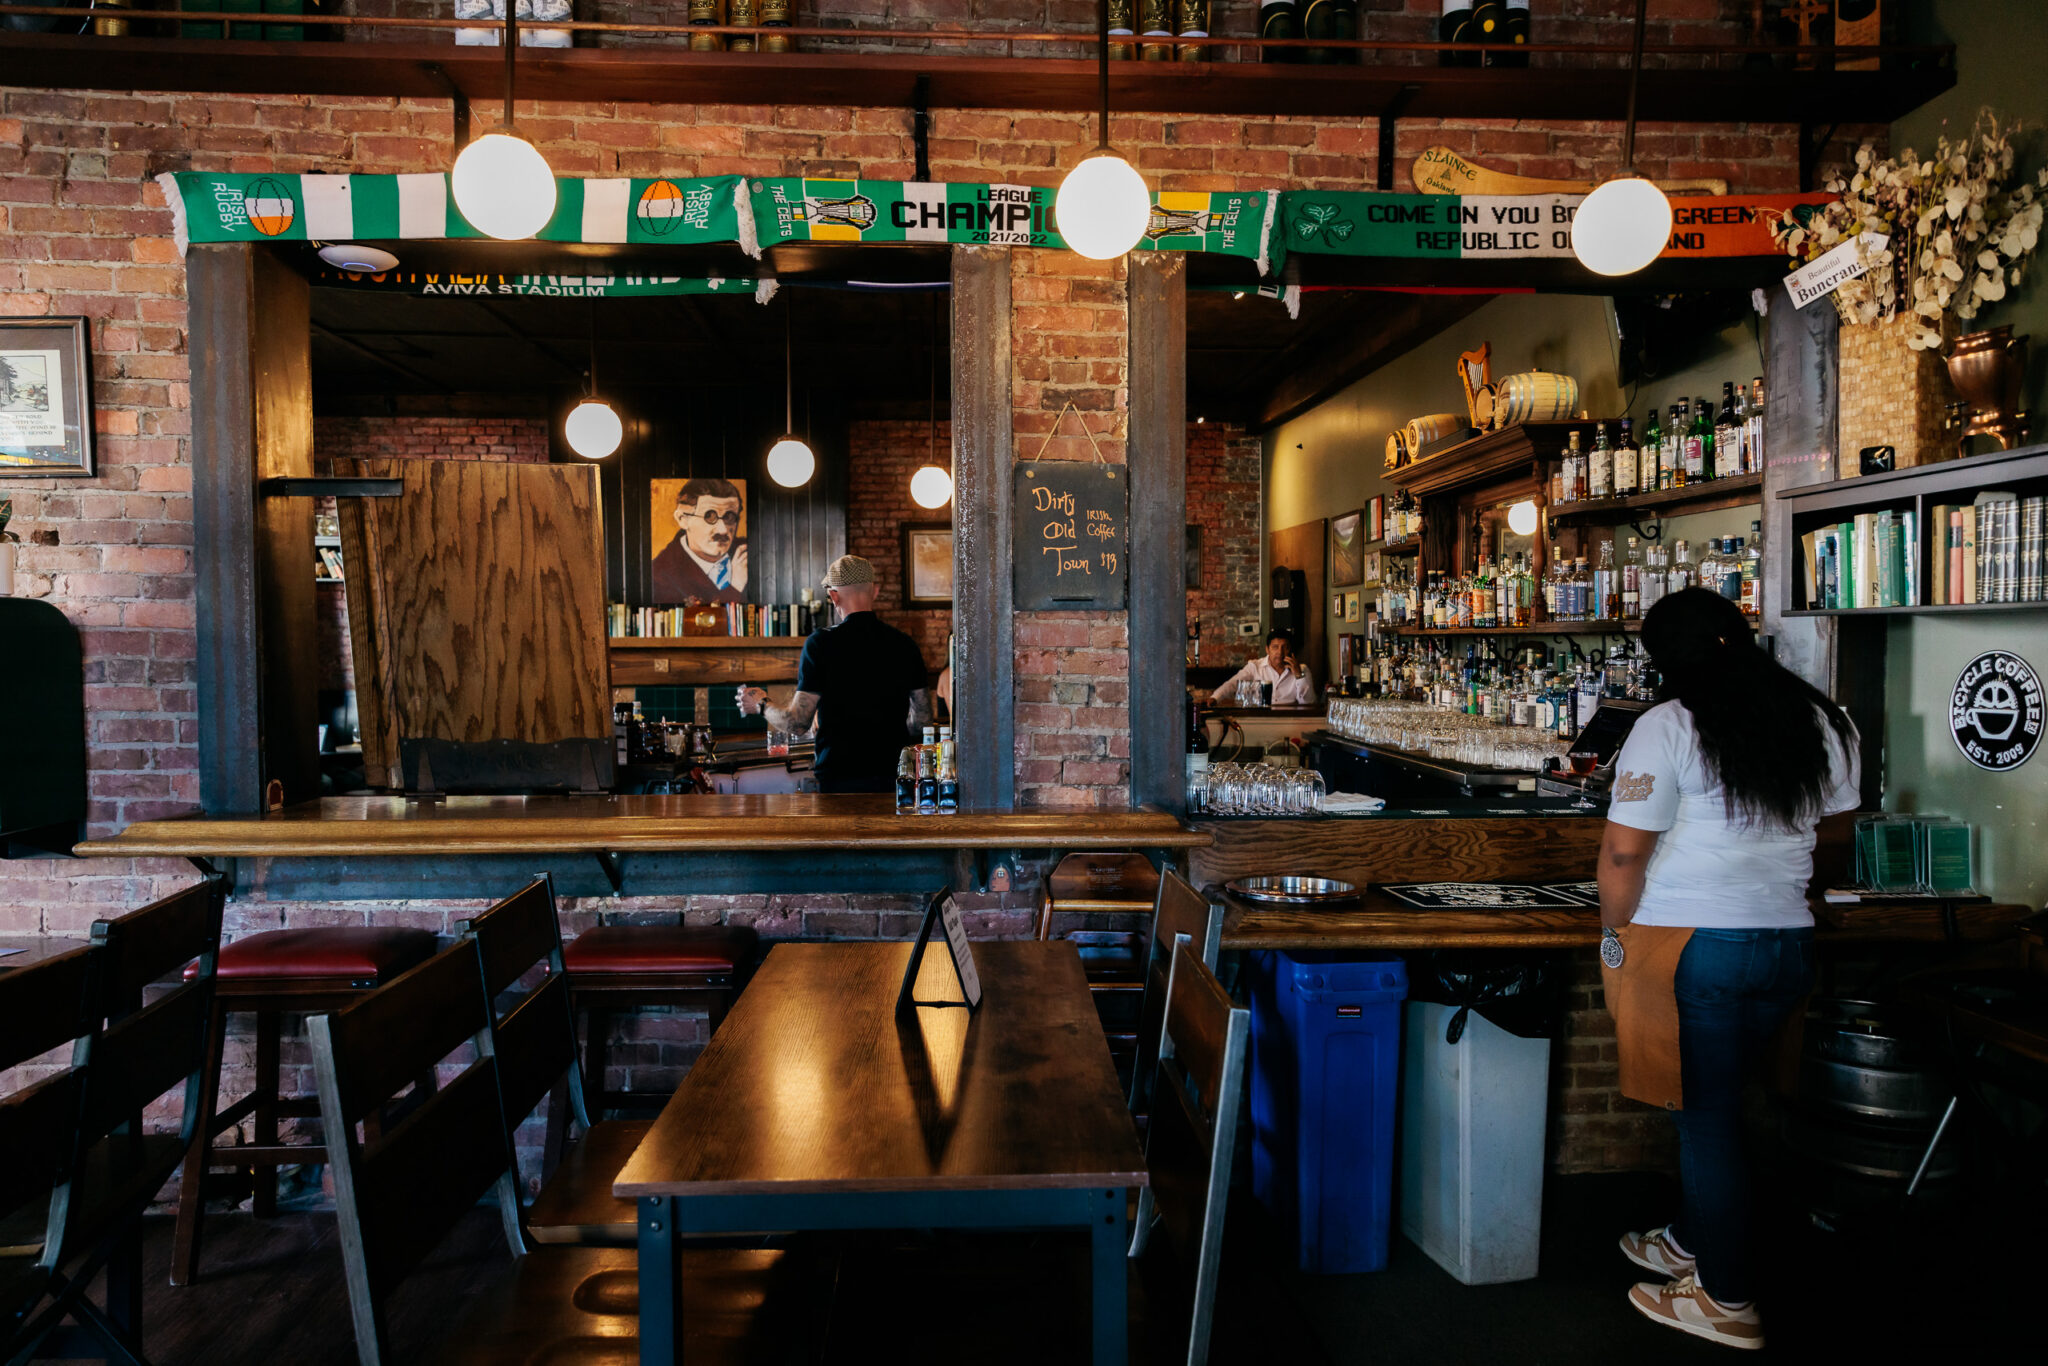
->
[1619, 1225, 1696, 1278]
[1628, 1274, 1764, 1350]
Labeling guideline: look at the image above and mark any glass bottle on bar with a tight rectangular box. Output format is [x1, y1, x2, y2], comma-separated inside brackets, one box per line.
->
[1593, 539, 1617, 620]
[937, 725, 959, 812]
[1108, 0, 1136, 59]
[1301, 0, 1356, 64]
[1559, 429, 1583, 503]
[1612, 417, 1638, 496]
[688, 0, 725, 51]
[1670, 539, 1696, 593]
[1588, 422, 1612, 500]
[726, 0, 757, 51]
[1747, 376, 1767, 474]
[1714, 381, 1741, 480]
[1140, 0, 1173, 61]
[758, 0, 791, 51]
[1176, 0, 1209, 61]
[1641, 540, 1668, 613]
[1621, 535, 1643, 619]
[1640, 406, 1662, 493]
[1740, 520, 1763, 615]
[916, 726, 939, 813]
[895, 747, 918, 812]
[1438, 1, 1479, 67]
[1260, 0, 1300, 62]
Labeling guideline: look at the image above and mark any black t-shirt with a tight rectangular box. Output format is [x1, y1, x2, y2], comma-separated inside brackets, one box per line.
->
[795, 611, 929, 781]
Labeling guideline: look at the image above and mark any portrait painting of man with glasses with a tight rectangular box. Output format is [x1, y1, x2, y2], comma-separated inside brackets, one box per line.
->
[651, 476, 750, 604]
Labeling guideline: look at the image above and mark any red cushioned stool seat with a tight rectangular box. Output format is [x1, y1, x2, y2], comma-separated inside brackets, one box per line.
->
[560, 925, 756, 976]
[210, 927, 438, 984]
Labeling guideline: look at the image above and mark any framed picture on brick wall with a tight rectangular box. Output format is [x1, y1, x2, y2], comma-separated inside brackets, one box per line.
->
[902, 523, 954, 607]
[0, 317, 94, 478]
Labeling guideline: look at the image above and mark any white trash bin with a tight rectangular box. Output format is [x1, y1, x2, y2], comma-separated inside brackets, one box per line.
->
[1399, 1000, 1551, 1285]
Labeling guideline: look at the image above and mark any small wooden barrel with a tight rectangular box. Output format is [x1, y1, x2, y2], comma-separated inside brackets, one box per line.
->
[1384, 429, 1409, 469]
[1404, 412, 1467, 454]
[1492, 372, 1580, 428]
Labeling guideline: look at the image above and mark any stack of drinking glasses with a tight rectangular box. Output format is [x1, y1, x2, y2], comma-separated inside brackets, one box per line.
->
[1201, 761, 1326, 815]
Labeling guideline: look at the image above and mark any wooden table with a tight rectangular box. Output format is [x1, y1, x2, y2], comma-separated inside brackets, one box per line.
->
[0, 935, 86, 973]
[614, 941, 1147, 1366]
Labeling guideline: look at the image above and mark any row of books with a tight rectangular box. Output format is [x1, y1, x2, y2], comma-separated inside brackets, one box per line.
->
[605, 602, 817, 639]
[1798, 492, 2048, 609]
[1931, 494, 2048, 605]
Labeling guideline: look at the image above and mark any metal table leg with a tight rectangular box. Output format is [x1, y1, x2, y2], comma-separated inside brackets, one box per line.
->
[638, 1195, 679, 1366]
[1092, 1186, 1129, 1366]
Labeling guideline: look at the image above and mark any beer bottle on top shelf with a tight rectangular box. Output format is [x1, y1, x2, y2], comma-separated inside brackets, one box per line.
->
[688, 0, 724, 51]
[1301, 0, 1356, 64]
[1493, 2, 1529, 67]
[1108, 0, 1136, 59]
[1259, 0, 1300, 62]
[1139, 0, 1173, 61]
[758, 0, 791, 50]
[726, 0, 757, 51]
[1176, 0, 1210, 61]
[1438, 1, 1480, 67]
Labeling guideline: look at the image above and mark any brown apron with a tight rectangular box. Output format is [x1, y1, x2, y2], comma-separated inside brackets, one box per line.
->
[1600, 924, 1694, 1111]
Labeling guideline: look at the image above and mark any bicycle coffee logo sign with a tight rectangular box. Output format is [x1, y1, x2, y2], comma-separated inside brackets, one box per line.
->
[1950, 650, 2042, 772]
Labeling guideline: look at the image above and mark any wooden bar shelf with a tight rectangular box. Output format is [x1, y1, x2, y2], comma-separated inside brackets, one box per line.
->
[0, 33, 1954, 121]
[1548, 472, 1762, 525]
[608, 635, 809, 687]
[1389, 619, 1637, 636]
[1390, 421, 1594, 498]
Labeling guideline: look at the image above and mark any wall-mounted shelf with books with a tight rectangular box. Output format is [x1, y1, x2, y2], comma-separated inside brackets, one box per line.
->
[1777, 443, 2048, 615]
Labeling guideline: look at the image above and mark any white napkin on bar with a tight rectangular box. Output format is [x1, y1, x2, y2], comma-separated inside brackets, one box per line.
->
[1321, 792, 1386, 814]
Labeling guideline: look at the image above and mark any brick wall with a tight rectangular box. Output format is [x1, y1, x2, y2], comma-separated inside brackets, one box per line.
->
[313, 414, 552, 464]
[1186, 421, 1261, 668]
[845, 418, 954, 670]
[0, 79, 1855, 1176]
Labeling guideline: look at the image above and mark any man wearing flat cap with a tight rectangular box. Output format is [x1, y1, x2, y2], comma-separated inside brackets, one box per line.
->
[737, 555, 932, 794]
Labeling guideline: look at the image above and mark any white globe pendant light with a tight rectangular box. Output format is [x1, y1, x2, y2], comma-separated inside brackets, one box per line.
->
[766, 296, 816, 489]
[565, 399, 623, 459]
[910, 464, 954, 509]
[1569, 0, 1669, 279]
[1055, 1, 1151, 261]
[449, 9, 556, 242]
[1507, 499, 1540, 537]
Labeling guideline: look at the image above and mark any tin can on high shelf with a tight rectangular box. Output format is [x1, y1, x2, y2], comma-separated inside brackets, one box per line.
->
[1175, 0, 1209, 61]
[1139, 0, 1173, 61]
[1107, 0, 1135, 60]
[688, 0, 725, 51]
[759, 0, 791, 51]
[727, 0, 757, 51]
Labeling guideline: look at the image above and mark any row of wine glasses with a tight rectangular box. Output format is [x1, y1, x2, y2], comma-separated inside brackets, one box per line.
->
[1193, 762, 1326, 816]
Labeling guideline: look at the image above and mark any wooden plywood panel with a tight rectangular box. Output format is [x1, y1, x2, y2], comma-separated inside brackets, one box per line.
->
[339, 458, 611, 788]
[1268, 519, 1326, 693]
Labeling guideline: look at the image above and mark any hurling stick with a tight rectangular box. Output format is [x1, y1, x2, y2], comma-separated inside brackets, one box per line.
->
[1411, 147, 1728, 198]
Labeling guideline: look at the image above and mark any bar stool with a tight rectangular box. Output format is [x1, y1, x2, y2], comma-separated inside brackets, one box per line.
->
[169, 925, 438, 1286]
[560, 923, 757, 1123]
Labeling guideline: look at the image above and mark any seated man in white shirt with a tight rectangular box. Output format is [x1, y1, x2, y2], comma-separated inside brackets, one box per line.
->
[1215, 629, 1316, 706]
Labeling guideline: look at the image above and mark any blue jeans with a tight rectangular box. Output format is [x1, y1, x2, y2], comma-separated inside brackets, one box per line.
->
[1669, 927, 1814, 1305]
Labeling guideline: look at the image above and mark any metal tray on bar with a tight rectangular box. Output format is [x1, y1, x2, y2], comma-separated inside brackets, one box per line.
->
[1225, 875, 1360, 905]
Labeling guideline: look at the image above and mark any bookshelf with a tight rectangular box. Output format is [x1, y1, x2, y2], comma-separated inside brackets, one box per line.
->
[1777, 443, 2048, 617]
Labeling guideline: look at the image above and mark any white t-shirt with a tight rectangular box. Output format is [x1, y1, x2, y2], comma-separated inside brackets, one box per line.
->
[1605, 700, 1861, 929]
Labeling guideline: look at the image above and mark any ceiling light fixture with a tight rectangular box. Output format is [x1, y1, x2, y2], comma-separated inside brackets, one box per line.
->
[911, 294, 953, 509]
[450, 6, 557, 241]
[1054, 0, 1152, 261]
[1570, 0, 1671, 278]
[317, 243, 400, 273]
[1507, 500, 1540, 537]
[766, 295, 816, 489]
[564, 302, 622, 460]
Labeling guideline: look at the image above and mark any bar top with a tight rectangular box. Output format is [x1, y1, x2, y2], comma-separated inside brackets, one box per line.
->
[73, 795, 1210, 859]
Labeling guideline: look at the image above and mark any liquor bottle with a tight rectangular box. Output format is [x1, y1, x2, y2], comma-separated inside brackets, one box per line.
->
[1640, 407, 1662, 493]
[758, 0, 790, 51]
[1176, 0, 1209, 62]
[1185, 693, 1209, 812]
[1621, 536, 1642, 620]
[1560, 430, 1583, 503]
[1494, 2, 1529, 66]
[688, 0, 724, 51]
[1740, 520, 1763, 615]
[1661, 403, 1683, 489]
[1139, 0, 1173, 61]
[1697, 539, 1722, 601]
[726, 0, 756, 50]
[1567, 557, 1588, 621]
[1108, 0, 1136, 59]
[916, 725, 939, 813]
[1641, 540, 1668, 614]
[1301, 0, 1356, 65]
[895, 747, 919, 812]
[1594, 539, 1618, 620]
[937, 725, 959, 812]
[1589, 422, 1612, 500]
[1677, 399, 1703, 484]
[1721, 538, 1747, 601]
[1543, 547, 1562, 620]
[1670, 539, 1696, 593]
[1258, 0, 1298, 62]
[1747, 376, 1766, 474]
[1438, 1, 1479, 67]
[1714, 382, 1741, 480]
[1613, 417, 1638, 496]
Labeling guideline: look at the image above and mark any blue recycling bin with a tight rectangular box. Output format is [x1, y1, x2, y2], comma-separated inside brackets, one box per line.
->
[1248, 951, 1408, 1274]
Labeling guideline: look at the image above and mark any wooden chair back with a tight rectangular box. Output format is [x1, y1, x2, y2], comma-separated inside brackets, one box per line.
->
[1142, 942, 1249, 1366]
[1036, 851, 1161, 966]
[460, 875, 591, 1168]
[309, 940, 519, 1366]
[1129, 871, 1220, 1115]
[0, 943, 100, 1257]
[81, 880, 224, 1149]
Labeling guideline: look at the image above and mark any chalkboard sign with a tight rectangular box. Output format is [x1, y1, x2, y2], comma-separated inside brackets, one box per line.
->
[1014, 461, 1128, 610]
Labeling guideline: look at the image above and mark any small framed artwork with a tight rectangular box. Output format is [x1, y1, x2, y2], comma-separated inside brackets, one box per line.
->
[1368, 495, 1385, 542]
[1331, 592, 1345, 618]
[1330, 509, 1364, 587]
[1344, 591, 1361, 623]
[902, 523, 955, 607]
[0, 317, 94, 477]
[1364, 550, 1383, 587]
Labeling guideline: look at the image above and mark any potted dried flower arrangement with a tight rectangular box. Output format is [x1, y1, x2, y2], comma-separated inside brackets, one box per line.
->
[1768, 111, 2046, 472]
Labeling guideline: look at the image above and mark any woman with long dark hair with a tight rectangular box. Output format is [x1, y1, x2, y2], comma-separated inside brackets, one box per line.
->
[1599, 588, 1860, 1350]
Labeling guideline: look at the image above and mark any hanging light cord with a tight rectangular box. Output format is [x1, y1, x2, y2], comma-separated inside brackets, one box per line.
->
[784, 299, 795, 434]
[502, 5, 520, 130]
[586, 300, 598, 399]
[1621, 0, 1646, 170]
[927, 292, 938, 463]
[1095, 0, 1110, 151]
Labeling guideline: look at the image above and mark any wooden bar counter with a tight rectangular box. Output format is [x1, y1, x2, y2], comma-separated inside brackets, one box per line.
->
[73, 795, 1208, 901]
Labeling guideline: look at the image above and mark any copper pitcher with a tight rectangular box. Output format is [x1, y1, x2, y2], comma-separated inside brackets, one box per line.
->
[1946, 326, 2030, 453]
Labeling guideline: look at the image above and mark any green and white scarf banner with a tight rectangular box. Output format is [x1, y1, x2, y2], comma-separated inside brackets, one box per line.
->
[160, 172, 751, 252]
[1282, 191, 1581, 260]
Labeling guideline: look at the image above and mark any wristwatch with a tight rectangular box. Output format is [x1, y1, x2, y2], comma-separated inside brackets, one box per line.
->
[1600, 926, 1626, 969]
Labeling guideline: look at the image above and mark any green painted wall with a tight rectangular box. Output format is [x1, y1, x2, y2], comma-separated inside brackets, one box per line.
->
[1883, 1, 2048, 908]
